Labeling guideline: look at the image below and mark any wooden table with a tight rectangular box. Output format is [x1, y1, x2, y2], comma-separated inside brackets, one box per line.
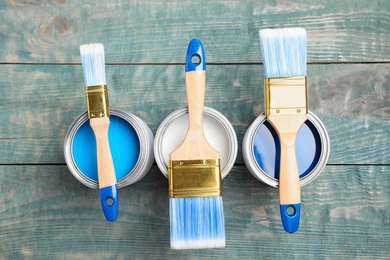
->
[1, 1, 389, 259]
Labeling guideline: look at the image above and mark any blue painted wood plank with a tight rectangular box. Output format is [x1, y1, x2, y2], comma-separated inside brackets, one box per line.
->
[0, 165, 389, 258]
[0, 1, 389, 63]
[0, 64, 388, 164]
[0, 0, 388, 258]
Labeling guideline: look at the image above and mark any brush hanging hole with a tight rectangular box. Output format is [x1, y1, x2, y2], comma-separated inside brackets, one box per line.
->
[286, 205, 296, 216]
[106, 197, 114, 207]
[191, 54, 201, 66]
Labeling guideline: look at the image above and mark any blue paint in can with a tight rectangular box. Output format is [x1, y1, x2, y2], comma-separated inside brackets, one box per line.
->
[72, 115, 140, 182]
[253, 120, 321, 180]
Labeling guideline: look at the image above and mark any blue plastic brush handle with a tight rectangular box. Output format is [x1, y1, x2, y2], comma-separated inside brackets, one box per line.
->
[100, 184, 118, 222]
[185, 39, 206, 72]
[280, 203, 300, 233]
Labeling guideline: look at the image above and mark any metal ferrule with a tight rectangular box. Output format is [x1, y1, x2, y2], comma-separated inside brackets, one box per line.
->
[168, 159, 222, 198]
[265, 77, 308, 115]
[86, 85, 110, 118]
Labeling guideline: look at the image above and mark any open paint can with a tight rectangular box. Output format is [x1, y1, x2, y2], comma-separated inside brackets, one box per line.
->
[242, 111, 330, 187]
[64, 108, 154, 189]
[154, 106, 238, 179]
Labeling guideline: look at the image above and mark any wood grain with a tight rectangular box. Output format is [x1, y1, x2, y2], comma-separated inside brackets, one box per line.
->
[0, 0, 389, 258]
[1, 1, 390, 63]
[0, 64, 388, 164]
[268, 114, 307, 205]
[0, 165, 389, 259]
[90, 117, 117, 188]
[171, 71, 220, 161]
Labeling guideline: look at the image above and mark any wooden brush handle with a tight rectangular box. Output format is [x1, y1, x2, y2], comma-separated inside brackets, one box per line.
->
[186, 71, 206, 131]
[170, 39, 219, 161]
[185, 39, 206, 132]
[278, 131, 301, 233]
[278, 131, 301, 205]
[268, 114, 306, 233]
[90, 117, 118, 222]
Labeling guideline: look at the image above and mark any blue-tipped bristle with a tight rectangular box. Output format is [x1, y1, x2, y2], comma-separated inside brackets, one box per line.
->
[170, 197, 225, 250]
[259, 28, 307, 78]
[79, 43, 106, 86]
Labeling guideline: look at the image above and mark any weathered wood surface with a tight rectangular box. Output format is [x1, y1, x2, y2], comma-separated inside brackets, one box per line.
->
[1, 1, 390, 63]
[0, 0, 389, 259]
[0, 64, 388, 164]
[1, 165, 389, 259]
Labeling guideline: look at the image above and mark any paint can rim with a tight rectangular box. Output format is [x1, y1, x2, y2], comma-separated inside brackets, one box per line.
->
[242, 111, 330, 187]
[154, 106, 238, 179]
[64, 108, 154, 189]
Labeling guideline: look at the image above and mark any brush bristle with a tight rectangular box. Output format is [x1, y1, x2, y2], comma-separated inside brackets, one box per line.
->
[80, 43, 106, 86]
[259, 28, 307, 78]
[170, 197, 225, 250]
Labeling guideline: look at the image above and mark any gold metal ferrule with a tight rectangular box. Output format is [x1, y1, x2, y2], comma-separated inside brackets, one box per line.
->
[265, 77, 308, 115]
[86, 85, 110, 118]
[168, 159, 222, 198]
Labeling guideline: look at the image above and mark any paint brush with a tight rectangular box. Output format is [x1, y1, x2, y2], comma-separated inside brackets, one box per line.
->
[80, 43, 118, 222]
[169, 39, 225, 249]
[259, 28, 307, 233]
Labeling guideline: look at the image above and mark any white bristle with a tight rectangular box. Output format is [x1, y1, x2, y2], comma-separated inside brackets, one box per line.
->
[259, 28, 307, 78]
[79, 43, 106, 86]
[170, 197, 225, 250]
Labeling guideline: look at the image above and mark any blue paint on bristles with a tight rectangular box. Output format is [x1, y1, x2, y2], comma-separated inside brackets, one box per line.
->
[170, 197, 225, 249]
[80, 43, 106, 86]
[259, 28, 307, 78]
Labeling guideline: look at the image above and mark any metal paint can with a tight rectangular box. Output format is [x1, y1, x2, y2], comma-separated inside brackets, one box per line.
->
[242, 111, 330, 187]
[64, 108, 154, 189]
[154, 106, 238, 179]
